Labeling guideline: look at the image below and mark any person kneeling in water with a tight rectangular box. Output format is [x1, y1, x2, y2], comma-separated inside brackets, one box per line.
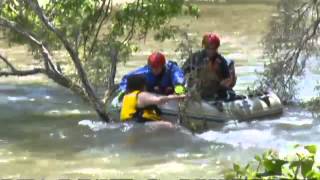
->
[120, 74, 185, 126]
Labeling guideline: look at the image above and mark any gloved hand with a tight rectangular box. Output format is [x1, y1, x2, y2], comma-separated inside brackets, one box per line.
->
[174, 85, 186, 95]
[117, 90, 125, 100]
[111, 90, 125, 109]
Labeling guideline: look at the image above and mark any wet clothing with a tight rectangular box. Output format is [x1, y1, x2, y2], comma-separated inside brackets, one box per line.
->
[183, 49, 231, 79]
[183, 49, 235, 100]
[198, 66, 236, 100]
[120, 90, 161, 122]
[119, 61, 185, 95]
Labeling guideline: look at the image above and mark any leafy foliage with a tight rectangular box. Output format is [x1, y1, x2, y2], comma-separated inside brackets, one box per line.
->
[0, 0, 199, 120]
[301, 83, 320, 118]
[224, 145, 320, 179]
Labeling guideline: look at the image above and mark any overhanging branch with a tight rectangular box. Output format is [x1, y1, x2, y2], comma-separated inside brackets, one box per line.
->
[0, 18, 42, 46]
[0, 17, 61, 75]
[27, 0, 109, 121]
[27, 0, 98, 96]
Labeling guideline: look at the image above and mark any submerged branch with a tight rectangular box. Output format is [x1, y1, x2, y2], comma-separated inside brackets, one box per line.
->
[0, 68, 45, 77]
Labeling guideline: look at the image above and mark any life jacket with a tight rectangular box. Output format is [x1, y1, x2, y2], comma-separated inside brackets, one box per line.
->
[120, 90, 161, 122]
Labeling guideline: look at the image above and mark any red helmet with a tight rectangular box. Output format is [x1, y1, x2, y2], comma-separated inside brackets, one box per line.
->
[148, 52, 166, 68]
[202, 33, 220, 48]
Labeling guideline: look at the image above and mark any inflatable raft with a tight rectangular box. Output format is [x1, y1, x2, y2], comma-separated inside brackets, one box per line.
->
[109, 91, 283, 127]
[159, 91, 283, 129]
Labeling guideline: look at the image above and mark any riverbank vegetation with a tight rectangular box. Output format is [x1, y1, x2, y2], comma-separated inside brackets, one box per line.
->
[224, 145, 320, 179]
[258, 0, 320, 105]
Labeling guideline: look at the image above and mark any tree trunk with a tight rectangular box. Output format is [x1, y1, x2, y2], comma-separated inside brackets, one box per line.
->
[108, 46, 118, 91]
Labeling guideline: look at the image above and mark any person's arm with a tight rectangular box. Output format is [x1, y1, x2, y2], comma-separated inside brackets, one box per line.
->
[137, 92, 185, 108]
[228, 63, 237, 88]
[170, 62, 185, 86]
[220, 59, 236, 88]
[220, 73, 235, 89]
[182, 55, 193, 74]
[119, 75, 128, 92]
[169, 61, 187, 94]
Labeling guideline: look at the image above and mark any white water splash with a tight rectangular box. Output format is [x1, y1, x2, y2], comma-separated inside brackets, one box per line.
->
[78, 120, 125, 132]
[45, 109, 89, 116]
[197, 129, 286, 149]
[7, 96, 29, 102]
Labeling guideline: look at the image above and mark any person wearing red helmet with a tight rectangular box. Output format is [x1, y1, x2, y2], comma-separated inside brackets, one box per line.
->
[118, 52, 185, 96]
[182, 33, 237, 100]
[147, 52, 167, 77]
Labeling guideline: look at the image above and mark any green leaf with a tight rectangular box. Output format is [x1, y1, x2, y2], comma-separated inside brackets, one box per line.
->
[254, 155, 262, 162]
[289, 160, 300, 169]
[294, 144, 301, 148]
[224, 171, 237, 180]
[245, 164, 250, 171]
[305, 145, 317, 154]
[301, 159, 314, 178]
[263, 159, 287, 175]
[233, 163, 240, 172]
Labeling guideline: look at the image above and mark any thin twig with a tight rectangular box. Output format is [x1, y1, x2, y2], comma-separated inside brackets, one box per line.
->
[122, 0, 141, 44]
[87, 0, 112, 58]
[0, 52, 17, 71]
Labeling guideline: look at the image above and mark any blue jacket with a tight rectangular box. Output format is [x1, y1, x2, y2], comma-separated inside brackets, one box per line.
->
[119, 61, 185, 94]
